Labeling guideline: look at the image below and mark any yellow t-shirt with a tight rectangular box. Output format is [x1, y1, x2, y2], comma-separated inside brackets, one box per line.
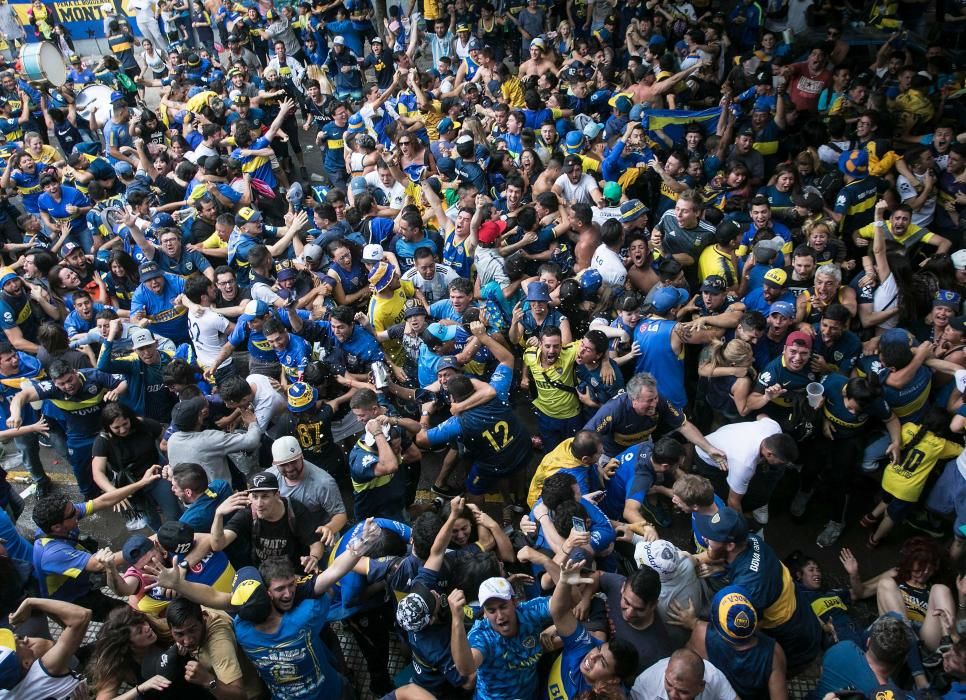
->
[527, 437, 583, 507]
[523, 341, 580, 420]
[697, 244, 739, 287]
[368, 279, 416, 365]
[202, 232, 228, 250]
[882, 423, 962, 502]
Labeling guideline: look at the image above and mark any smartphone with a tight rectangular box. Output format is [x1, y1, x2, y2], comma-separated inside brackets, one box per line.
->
[572, 517, 587, 534]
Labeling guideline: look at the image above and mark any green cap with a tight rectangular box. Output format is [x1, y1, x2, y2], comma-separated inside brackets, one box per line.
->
[602, 181, 622, 203]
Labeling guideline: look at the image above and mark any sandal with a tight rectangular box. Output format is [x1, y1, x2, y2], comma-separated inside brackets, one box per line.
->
[860, 512, 882, 529]
[867, 533, 881, 549]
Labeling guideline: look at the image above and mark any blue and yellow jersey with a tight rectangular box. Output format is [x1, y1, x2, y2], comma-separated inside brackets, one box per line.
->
[32, 501, 96, 600]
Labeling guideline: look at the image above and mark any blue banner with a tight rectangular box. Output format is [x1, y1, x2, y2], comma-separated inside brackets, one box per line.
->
[12, 0, 140, 44]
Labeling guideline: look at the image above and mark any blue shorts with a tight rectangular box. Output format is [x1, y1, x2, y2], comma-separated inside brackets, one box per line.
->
[885, 494, 916, 523]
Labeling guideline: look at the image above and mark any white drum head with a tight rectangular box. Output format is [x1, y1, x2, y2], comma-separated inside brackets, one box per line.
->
[38, 43, 67, 86]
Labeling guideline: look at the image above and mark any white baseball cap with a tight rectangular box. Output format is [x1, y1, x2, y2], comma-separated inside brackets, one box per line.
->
[362, 243, 384, 263]
[634, 539, 680, 579]
[129, 327, 156, 349]
[102, 2, 116, 12]
[952, 249, 966, 272]
[478, 577, 514, 604]
[272, 435, 302, 464]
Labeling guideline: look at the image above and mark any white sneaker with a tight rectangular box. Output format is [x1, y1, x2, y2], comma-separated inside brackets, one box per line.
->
[790, 489, 813, 518]
[752, 504, 769, 525]
[816, 520, 845, 548]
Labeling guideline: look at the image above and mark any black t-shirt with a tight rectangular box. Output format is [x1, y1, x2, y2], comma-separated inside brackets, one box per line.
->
[91, 418, 164, 482]
[190, 216, 217, 244]
[274, 405, 342, 471]
[226, 497, 317, 568]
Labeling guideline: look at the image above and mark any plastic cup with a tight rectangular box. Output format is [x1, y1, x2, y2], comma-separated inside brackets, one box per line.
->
[806, 382, 824, 408]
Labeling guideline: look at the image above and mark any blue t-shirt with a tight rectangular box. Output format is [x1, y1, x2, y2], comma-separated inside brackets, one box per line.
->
[131, 273, 190, 344]
[234, 595, 344, 699]
[601, 442, 655, 521]
[275, 334, 314, 381]
[102, 120, 133, 163]
[38, 185, 91, 236]
[468, 596, 552, 700]
[227, 314, 276, 363]
[180, 480, 233, 532]
[813, 641, 884, 698]
[348, 439, 407, 521]
[154, 248, 212, 278]
[231, 135, 276, 188]
[545, 623, 602, 700]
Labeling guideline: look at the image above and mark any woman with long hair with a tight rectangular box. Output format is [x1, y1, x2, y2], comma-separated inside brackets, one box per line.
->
[91, 402, 177, 531]
[860, 201, 924, 332]
[101, 249, 140, 311]
[396, 130, 433, 183]
[89, 606, 173, 699]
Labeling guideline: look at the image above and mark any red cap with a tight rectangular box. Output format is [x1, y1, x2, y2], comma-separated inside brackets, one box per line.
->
[478, 220, 508, 245]
[785, 330, 813, 350]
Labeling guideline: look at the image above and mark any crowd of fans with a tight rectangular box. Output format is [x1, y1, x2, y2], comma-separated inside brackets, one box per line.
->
[0, 0, 966, 698]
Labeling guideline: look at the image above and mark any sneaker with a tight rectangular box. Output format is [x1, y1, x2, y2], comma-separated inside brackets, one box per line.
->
[752, 504, 769, 526]
[37, 433, 52, 448]
[906, 511, 945, 538]
[789, 489, 813, 518]
[642, 498, 673, 528]
[431, 482, 462, 499]
[431, 496, 445, 513]
[816, 520, 845, 548]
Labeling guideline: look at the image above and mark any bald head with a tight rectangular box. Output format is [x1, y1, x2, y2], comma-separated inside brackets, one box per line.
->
[664, 649, 706, 700]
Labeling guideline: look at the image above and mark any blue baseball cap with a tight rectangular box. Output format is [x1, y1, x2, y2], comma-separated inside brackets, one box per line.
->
[150, 212, 176, 230]
[651, 286, 689, 314]
[710, 586, 758, 644]
[436, 356, 463, 374]
[767, 300, 795, 318]
[694, 507, 748, 544]
[426, 322, 457, 343]
[241, 299, 270, 318]
[138, 261, 163, 282]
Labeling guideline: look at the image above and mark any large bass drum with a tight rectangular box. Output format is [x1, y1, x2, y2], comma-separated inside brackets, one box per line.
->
[20, 42, 67, 86]
[75, 84, 115, 124]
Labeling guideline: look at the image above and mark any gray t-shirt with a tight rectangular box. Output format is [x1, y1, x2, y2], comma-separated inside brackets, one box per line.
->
[599, 572, 673, 674]
[266, 460, 346, 532]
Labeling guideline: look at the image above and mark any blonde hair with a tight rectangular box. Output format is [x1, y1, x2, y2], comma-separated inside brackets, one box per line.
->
[803, 218, 836, 240]
[705, 338, 754, 373]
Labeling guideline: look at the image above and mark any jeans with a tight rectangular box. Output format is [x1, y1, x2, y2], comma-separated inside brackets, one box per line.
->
[13, 433, 49, 485]
[138, 476, 182, 531]
[535, 409, 582, 453]
[862, 431, 891, 473]
[66, 438, 96, 499]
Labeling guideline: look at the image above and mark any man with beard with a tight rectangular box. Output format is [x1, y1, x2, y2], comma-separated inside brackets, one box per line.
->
[746, 330, 821, 435]
[522, 325, 583, 452]
[742, 268, 794, 315]
[694, 507, 823, 674]
[650, 190, 716, 276]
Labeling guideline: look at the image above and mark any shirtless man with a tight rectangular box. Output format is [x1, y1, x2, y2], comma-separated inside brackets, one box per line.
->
[628, 60, 706, 109]
[518, 37, 559, 80]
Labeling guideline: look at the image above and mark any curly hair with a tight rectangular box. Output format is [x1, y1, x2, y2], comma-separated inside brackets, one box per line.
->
[894, 536, 947, 586]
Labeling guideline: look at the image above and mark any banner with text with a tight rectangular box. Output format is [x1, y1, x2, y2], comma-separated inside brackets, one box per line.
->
[11, 0, 141, 44]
